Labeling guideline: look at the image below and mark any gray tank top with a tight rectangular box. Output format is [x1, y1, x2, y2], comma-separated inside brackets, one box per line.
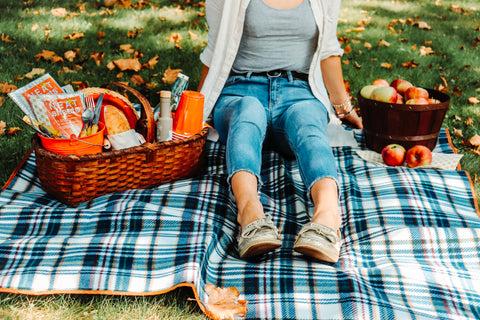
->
[232, 0, 318, 74]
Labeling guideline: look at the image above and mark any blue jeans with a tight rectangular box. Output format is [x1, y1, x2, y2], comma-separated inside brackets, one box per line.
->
[213, 72, 338, 192]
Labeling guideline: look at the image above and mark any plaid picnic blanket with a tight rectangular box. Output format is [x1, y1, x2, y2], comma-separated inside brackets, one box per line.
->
[1, 128, 479, 320]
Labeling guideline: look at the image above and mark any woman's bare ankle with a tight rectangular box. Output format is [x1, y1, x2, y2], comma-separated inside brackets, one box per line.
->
[311, 210, 341, 231]
[237, 199, 264, 227]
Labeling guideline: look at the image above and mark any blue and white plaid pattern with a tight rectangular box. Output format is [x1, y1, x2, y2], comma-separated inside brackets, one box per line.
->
[1, 129, 479, 320]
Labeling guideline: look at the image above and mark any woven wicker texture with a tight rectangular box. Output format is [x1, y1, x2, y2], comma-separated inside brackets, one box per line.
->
[33, 82, 208, 207]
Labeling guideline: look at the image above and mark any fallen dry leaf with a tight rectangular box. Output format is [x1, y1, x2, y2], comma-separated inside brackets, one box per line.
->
[346, 26, 365, 33]
[51, 8, 67, 17]
[8, 127, 21, 134]
[0, 82, 18, 94]
[203, 284, 248, 320]
[381, 62, 392, 69]
[338, 35, 349, 44]
[120, 44, 135, 53]
[32, 24, 39, 31]
[415, 21, 431, 30]
[167, 32, 183, 44]
[24, 68, 46, 79]
[466, 118, 473, 126]
[91, 52, 105, 66]
[127, 27, 143, 38]
[453, 128, 463, 137]
[419, 46, 435, 56]
[1, 33, 13, 43]
[35, 50, 64, 63]
[145, 82, 157, 90]
[467, 134, 480, 147]
[378, 39, 390, 47]
[468, 96, 480, 104]
[58, 65, 82, 74]
[64, 49, 78, 62]
[133, 50, 143, 59]
[0, 121, 6, 135]
[143, 55, 159, 69]
[450, 4, 473, 15]
[343, 44, 352, 54]
[130, 74, 145, 85]
[452, 85, 463, 97]
[113, 58, 142, 71]
[188, 30, 198, 40]
[402, 59, 419, 68]
[106, 61, 116, 70]
[64, 31, 84, 40]
[162, 67, 182, 84]
[0, 97, 3, 107]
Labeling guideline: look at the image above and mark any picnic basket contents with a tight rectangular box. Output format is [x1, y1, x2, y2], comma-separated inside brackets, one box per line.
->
[9, 74, 208, 207]
[358, 78, 450, 154]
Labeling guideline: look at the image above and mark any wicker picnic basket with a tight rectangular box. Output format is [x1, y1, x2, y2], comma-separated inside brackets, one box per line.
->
[32, 82, 208, 207]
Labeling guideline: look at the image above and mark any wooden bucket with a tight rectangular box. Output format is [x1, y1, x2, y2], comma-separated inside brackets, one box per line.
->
[358, 88, 450, 153]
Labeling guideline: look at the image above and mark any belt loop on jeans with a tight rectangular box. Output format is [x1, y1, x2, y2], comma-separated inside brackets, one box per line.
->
[285, 71, 294, 82]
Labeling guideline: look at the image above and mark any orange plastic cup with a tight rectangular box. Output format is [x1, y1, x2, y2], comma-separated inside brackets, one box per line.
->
[173, 90, 204, 136]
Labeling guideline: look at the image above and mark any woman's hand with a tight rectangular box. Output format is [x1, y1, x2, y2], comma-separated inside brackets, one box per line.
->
[342, 108, 363, 129]
[331, 96, 363, 129]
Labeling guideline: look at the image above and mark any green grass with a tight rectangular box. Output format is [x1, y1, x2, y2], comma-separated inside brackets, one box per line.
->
[0, 0, 479, 318]
[0, 287, 207, 319]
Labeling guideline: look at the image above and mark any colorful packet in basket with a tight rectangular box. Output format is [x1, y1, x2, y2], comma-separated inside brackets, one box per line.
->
[30, 92, 86, 138]
[7, 73, 65, 120]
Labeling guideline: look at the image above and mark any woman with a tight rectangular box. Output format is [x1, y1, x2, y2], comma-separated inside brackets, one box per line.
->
[198, 0, 363, 263]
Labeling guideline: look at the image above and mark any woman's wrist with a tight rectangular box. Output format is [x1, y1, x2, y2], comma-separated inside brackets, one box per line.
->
[330, 94, 354, 119]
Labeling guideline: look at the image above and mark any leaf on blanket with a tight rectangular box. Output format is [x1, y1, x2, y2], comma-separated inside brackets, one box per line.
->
[203, 283, 248, 320]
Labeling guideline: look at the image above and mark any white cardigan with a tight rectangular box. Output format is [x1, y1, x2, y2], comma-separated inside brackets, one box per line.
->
[199, 0, 358, 146]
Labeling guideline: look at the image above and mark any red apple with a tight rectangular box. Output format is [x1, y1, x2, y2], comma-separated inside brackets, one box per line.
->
[381, 144, 406, 166]
[390, 78, 413, 94]
[371, 86, 398, 103]
[396, 93, 404, 104]
[406, 98, 429, 105]
[372, 79, 390, 87]
[405, 145, 433, 168]
[360, 85, 381, 99]
[405, 86, 429, 101]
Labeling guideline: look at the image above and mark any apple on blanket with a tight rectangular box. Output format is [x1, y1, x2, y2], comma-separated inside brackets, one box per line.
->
[356, 144, 464, 170]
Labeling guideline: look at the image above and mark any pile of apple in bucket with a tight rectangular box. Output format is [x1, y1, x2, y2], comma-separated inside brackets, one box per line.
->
[357, 78, 450, 168]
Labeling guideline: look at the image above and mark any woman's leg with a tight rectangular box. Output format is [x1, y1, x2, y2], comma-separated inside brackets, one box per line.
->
[213, 94, 281, 258]
[277, 101, 340, 222]
[214, 95, 266, 226]
[310, 177, 341, 231]
[231, 171, 263, 228]
[275, 100, 342, 262]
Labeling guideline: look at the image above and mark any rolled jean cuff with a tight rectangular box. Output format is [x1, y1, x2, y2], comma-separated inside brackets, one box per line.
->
[306, 175, 340, 203]
[227, 168, 263, 197]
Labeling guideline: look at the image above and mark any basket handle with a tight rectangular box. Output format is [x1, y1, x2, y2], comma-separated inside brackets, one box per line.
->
[101, 82, 155, 143]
